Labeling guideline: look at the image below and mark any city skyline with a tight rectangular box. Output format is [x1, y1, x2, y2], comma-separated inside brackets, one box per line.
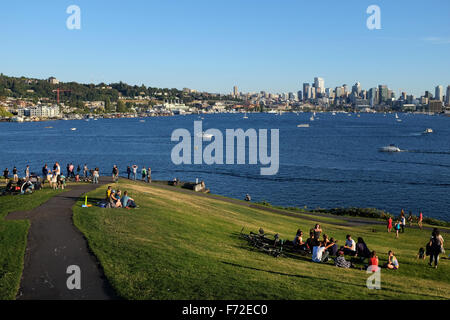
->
[0, 0, 449, 96]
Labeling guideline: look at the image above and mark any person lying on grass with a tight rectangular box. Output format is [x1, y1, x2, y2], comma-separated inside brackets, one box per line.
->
[121, 191, 137, 209]
[385, 250, 399, 270]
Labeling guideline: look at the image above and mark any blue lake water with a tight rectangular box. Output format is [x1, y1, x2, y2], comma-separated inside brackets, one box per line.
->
[1, 112, 449, 221]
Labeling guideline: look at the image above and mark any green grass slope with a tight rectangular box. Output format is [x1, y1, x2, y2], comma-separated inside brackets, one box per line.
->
[73, 180, 450, 300]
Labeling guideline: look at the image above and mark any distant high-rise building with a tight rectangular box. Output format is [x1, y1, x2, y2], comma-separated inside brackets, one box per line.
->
[303, 83, 311, 100]
[378, 85, 388, 103]
[297, 90, 303, 101]
[314, 77, 325, 94]
[233, 86, 239, 97]
[435, 85, 444, 102]
[343, 84, 348, 95]
[352, 82, 361, 96]
[446, 86, 450, 105]
[368, 87, 378, 106]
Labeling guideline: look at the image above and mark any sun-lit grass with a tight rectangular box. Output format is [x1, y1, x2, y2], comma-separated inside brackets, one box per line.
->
[73, 180, 450, 300]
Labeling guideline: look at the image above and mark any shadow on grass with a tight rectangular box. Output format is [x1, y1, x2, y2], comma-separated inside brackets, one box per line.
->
[220, 261, 446, 299]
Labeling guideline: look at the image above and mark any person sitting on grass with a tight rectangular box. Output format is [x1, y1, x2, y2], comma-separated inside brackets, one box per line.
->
[121, 191, 137, 209]
[367, 251, 379, 272]
[293, 229, 307, 251]
[385, 250, 399, 270]
[327, 238, 339, 256]
[355, 237, 371, 260]
[109, 190, 122, 208]
[305, 230, 317, 254]
[343, 234, 357, 256]
[312, 241, 335, 263]
[334, 249, 352, 268]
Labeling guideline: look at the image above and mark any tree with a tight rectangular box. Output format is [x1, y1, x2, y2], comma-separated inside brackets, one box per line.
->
[116, 100, 127, 113]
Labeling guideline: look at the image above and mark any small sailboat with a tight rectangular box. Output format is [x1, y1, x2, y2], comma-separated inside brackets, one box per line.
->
[243, 112, 248, 119]
[395, 113, 399, 119]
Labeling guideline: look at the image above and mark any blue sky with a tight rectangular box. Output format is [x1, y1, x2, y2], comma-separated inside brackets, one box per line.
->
[0, 0, 449, 96]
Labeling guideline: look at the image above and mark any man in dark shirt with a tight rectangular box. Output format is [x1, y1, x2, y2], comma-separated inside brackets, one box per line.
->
[3, 168, 9, 184]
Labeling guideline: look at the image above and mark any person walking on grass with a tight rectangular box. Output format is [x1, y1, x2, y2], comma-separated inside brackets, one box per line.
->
[428, 228, 444, 269]
[387, 216, 393, 233]
[394, 220, 401, 239]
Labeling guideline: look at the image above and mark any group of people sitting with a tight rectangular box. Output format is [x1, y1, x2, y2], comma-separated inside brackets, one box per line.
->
[106, 186, 138, 209]
[292, 224, 399, 271]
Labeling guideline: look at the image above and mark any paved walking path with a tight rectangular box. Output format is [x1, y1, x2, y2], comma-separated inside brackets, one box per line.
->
[6, 178, 118, 300]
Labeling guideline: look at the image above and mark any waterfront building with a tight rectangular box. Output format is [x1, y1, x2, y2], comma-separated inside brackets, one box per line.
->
[429, 100, 443, 113]
[435, 85, 444, 102]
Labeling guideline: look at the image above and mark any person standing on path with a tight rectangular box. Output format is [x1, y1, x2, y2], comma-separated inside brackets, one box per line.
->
[3, 167, 9, 184]
[418, 212, 423, 230]
[93, 167, 99, 184]
[83, 164, 88, 178]
[25, 165, 30, 179]
[428, 228, 444, 269]
[12, 166, 18, 182]
[141, 167, 147, 181]
[42, 164, 48, 186]
[147, 167, 151, 183]
[127, 166, 131, 179]
[132, 165, 138, 180]
[112, 165, 119, 182]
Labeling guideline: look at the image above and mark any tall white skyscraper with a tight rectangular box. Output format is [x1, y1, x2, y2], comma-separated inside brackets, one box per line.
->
[435, 85, 444, 102]
[314, 77, 325, 94]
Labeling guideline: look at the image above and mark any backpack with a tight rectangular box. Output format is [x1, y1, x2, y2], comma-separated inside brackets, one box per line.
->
[431, 236, 441, 249]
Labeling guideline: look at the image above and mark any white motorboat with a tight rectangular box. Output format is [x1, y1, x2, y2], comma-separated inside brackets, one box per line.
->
[70, 128, 77, 131]
[297, 124, 310, 128]
[423, 128, 433, 134]
[379, 144, 401, 152]
[196, 132, 214, 140]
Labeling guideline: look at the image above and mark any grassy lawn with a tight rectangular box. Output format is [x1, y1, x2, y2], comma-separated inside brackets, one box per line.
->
[73, 180, 450, 300]
[0, 188, 65, 300]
